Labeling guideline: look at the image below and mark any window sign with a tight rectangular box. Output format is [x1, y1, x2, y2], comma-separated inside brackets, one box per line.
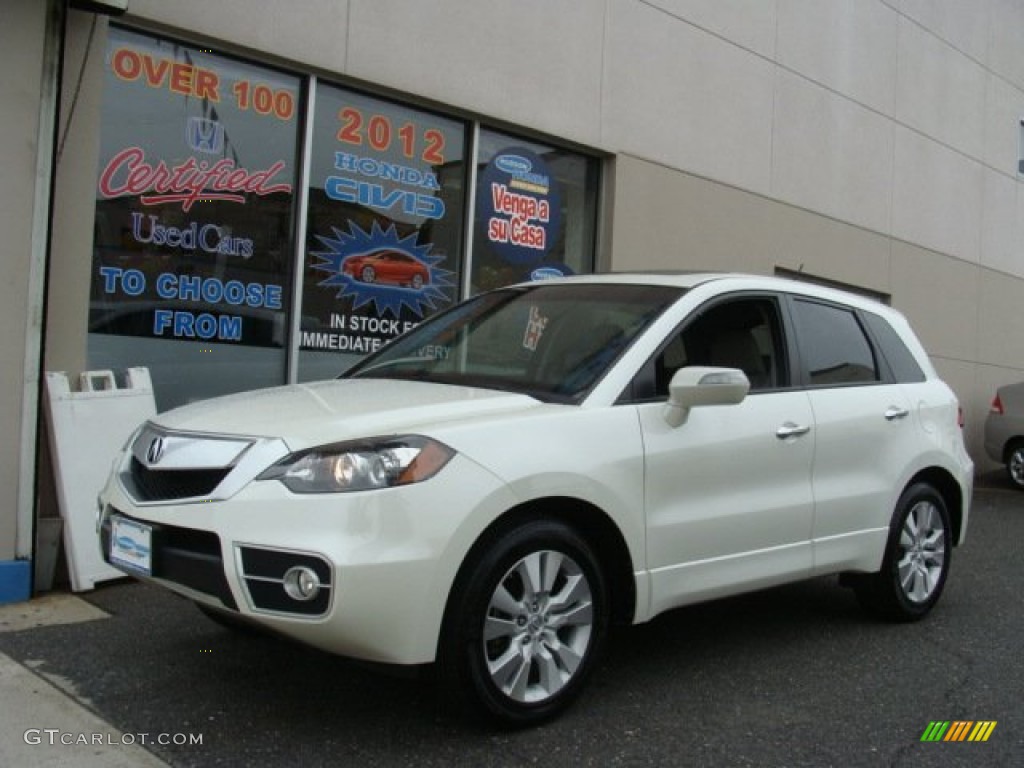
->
[478, 147, 562, 267]
[471, 129, 600, 293]
[298, 83, 466, 380]
[88, 27, 301, 409]
[87, 28, 598, 406]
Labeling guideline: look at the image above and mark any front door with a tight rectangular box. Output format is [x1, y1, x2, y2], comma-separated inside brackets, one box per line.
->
[636, 295, 816, 616]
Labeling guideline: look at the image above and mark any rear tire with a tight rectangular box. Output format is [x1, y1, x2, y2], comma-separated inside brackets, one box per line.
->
[853, 483, 951, 622]
[439, 519, 608, 727]
[1005, 441, 1024, 489]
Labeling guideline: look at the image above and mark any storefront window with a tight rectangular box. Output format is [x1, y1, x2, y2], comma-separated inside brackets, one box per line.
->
[471, 129, 600, 293]
[297, 83, 466, 381]
[88, 27, 301, 410]
[86, 27, 599, 409]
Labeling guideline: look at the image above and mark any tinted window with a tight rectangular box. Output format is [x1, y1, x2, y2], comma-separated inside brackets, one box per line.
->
[791, 300, 879, 386]
[863, 312, 926, 383]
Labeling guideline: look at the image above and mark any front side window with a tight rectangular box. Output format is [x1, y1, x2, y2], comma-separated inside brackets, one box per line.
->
[791, 299, 879, 386]
[347, 284, 681, 403]
[635, 297, 787, 401]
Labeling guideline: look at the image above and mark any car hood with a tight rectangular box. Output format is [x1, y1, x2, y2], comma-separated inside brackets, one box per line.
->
[151, 378, 543, 450]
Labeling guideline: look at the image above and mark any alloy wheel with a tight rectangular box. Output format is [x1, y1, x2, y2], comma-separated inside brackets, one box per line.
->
[482, 549, 594, 704]
[896, 500, 946, 604]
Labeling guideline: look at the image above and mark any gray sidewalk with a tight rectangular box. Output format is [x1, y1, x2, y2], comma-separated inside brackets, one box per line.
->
[0, 594, 168, 767]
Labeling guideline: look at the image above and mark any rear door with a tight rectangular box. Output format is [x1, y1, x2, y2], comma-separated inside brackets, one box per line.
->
[786, 297, 921, 574]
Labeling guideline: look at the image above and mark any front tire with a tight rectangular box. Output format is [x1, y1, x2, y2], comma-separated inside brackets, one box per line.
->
[854, 483, 951, 622]
[440, 520, 608, 726]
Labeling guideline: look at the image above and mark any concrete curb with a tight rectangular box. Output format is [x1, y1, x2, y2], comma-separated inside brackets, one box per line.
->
[0, 650, 170, 767]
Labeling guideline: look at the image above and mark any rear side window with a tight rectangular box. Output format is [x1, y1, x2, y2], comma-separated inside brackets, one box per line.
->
[863, 312, 926, 383]
[791, 299, 879, 386]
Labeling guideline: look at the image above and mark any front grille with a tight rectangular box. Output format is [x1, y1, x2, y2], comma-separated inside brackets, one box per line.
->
[129, 457, 230, 501]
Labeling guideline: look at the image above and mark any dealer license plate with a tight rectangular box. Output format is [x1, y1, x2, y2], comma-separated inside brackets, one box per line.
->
[109, 516, 153, 576]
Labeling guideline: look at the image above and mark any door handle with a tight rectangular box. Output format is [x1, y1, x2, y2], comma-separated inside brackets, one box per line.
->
[884, 406, 910, 421]
[776, 422, 811, 440]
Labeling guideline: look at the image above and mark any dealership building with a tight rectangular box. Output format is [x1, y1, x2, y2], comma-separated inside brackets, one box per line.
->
[3, 0, 1023, 601]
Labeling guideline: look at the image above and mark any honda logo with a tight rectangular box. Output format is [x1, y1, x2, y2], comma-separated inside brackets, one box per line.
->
[146, 436, 165, 465]
[186, 117, 224, 155]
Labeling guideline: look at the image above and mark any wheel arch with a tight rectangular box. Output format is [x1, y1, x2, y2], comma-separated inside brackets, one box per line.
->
[906, 466, 965, 546]
[438, 496, 637, 655]
[1002, 436, 1024, 464]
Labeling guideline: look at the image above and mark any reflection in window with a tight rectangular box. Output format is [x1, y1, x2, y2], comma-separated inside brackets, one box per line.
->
[792, 300, 879, 386]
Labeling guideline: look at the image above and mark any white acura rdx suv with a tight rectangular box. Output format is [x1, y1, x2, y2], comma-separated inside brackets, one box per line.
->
[98, 273, 973, 725]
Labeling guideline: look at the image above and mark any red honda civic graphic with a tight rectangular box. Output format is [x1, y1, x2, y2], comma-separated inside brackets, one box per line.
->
[342, 249, 430, 289]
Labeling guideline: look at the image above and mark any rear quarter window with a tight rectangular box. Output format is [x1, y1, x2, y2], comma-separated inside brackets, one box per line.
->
[862, 312, 926, 383]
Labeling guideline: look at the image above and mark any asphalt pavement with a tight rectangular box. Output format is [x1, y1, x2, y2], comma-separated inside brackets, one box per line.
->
[1, 474, 1022, 767]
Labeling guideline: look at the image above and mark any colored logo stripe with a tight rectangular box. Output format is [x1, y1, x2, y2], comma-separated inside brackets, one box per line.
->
[920, 721, 997, 742]
[968, 722, 997, 742]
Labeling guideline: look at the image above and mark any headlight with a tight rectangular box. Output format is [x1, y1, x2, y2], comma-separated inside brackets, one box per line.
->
[257, 435, 454, 494]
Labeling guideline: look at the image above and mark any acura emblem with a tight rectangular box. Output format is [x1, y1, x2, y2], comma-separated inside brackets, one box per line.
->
[146, 436, 165, 465]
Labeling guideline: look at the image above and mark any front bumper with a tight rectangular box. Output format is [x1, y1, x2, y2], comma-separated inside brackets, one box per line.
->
[97, 452, 513, 665]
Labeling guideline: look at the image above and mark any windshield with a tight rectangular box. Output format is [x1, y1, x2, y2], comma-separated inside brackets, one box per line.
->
[345, 283, 683, 402]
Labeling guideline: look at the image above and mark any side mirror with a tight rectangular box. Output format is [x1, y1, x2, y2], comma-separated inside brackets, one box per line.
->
[664, 367, 750, 427]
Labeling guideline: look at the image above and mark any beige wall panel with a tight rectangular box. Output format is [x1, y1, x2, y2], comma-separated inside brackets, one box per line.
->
[0, 0, 47, 558]
[643, 0, 778, 58]
[899, 0, 992, 65]
[982, 72, 1024, 176]
[607, 156, 776, 273]
[980, 169, 1023, 278]
[888, 241, 979, 362]
[604, 0, 775, 195]
[125, 0, 350, 73]
[895, 15, 987, 162]
[346, 1, 605, 146]
[608, 155, 891, 293]
[892, 126, 984, 263]
[771, 70, 894, 234]
[988, 0, 1024, 91]
[777, 0, 898, 115]
[45, 12, 107, 376]
[764, 204, 891, 294]
[977, 267, 1024, 368]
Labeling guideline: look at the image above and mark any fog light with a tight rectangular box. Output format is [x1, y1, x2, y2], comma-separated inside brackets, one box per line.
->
[282, 566, 321, 602]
